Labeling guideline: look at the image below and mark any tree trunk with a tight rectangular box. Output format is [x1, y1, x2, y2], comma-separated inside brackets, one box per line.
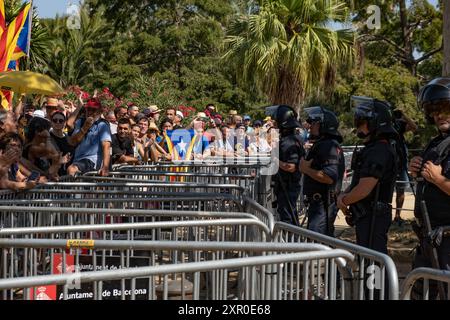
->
[443, 0, 450, 76]
[399, 0, 415, 74]
[270, 67, 304, 115]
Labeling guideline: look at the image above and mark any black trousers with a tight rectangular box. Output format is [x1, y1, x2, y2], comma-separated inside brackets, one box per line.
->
[355, 210, 392, 254]
[411, 237, 450, 299]
[276, 183, 301, 226]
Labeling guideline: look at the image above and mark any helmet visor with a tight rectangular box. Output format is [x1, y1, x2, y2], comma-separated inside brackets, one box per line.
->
[304, 106, 324, 124]
[351, 96, 376, 128]
[352, 96, 376, 117]
[265, 105, 280, 118]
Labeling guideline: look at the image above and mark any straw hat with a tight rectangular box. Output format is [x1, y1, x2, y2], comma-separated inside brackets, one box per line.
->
[148, 105, 161, 113]
[147, 121, 160, 133]
[45, 97, 59, 107]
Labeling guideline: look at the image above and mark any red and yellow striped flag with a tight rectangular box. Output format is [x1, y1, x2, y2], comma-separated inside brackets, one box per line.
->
[0, 3, 31, 72]
[0, 2, 31, 109]
[0, 0, 8, 109]
[0, 0, 6, 32]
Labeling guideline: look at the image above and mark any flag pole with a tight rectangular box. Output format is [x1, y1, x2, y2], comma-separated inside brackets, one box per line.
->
[26, 0, 32, 70]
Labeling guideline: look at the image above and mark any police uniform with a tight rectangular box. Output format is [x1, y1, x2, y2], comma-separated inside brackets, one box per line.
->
[410, 77, 450, 299]
[304, 138, 344, 236]
[265, 104, 305, 226]
[413, 134, 450, 273]
[349, 139, 397, 254]
[275, 132, 305, 225]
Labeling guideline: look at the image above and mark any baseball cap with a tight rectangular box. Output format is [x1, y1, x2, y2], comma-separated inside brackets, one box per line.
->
[197, 112, 207, 119]
[143, 108, 152, 117]
[176, 111, 184, 119]
[85, 99, 102, 109]
[243, 115, 251, 121]
[32, 110, 46, 118]
[253, 120, 262, 127]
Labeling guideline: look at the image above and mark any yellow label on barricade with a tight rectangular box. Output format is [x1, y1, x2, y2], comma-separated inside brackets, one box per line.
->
[66, 239, 95, 249]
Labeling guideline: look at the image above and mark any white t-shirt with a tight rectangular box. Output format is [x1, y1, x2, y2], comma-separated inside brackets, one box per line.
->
[109, 123, 117, 135]
[249, 138, 271, 154]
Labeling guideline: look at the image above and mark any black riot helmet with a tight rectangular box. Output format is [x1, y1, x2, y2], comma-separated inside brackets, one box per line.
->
[417, 77, 450, 124]
[265, 105, 300, 130]
[304, 106, 343, 142]
[351, 96, 398, 140]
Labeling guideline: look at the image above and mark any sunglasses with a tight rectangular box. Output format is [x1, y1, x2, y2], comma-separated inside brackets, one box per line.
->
[52, 118, 65, 124]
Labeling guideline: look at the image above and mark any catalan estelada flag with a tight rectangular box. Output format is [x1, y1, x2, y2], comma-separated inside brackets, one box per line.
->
[0, 3, 31, 72]
[11, 6, 31, 61]
[7, 59, 18, 71]
[0, 0, 6, 32]
[0, 2, 31, 109]
[0, 0, 7, 109]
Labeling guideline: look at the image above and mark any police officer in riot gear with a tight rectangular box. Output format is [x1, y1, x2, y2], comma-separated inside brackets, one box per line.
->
[266, 105, 305, 226]
[409, 78, 450, 298]
[299, 107, 345, 236]
[337, 97, 398, 254]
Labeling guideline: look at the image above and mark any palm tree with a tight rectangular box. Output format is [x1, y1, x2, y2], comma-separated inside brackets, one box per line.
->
[223, 0, 355, 111]
[42, 5, 112, 88]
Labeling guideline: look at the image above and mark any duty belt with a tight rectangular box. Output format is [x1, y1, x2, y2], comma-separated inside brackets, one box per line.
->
[305, 192, 336, 202]
[305, 193, 324, 201]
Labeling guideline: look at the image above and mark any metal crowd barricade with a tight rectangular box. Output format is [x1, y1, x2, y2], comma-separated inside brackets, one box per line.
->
[0, 209, 270, 241]
[111, 160, 274, 207]
[0, 193, 246, 233]
[115, 159, 272, 176]
[0, 190, 18, 200]
[86, 171, 259, 202]
[0, 202, 262, 232]
[0, 239, 354, 300]
[25, 181, 246, 203]
[401, 268, 450, 300]
[272, 222, 399, 300]
[0, 219, 271, 284]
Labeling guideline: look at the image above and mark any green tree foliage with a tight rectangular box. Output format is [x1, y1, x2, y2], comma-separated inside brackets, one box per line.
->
[353, 0, 442, 78]
[84, 0, 265, 111]
[41, 5, 112, 88]
[223, 0, 356, 112]
[324, 62, 429, 145]
[19, 0, 446, 148]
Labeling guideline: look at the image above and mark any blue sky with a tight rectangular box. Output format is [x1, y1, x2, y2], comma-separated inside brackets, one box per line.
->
[33, 0, 78, 18]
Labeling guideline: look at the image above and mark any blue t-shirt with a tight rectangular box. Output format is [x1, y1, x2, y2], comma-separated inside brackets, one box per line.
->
[72, 118, 112, 169]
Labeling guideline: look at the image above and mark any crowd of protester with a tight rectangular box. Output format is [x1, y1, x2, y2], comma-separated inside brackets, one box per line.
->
[0, 94, 283, 191]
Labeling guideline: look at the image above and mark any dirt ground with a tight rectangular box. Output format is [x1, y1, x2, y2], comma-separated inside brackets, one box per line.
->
[334, 192, 418, 282]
